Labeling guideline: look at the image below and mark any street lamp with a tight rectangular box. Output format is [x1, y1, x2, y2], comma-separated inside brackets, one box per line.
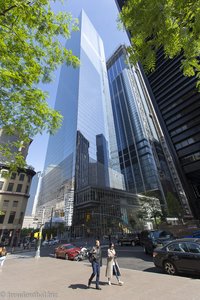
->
[35, 206, 45, 259]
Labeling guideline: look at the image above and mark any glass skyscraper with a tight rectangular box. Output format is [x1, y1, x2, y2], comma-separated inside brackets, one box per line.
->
[107, 45, 172, 205]
[37, 11, 125, 228]
[115, 0, 193, 217]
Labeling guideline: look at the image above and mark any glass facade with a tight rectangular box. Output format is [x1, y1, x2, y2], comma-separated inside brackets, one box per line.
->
[146, 49, 200, 217]
[115, 0, 194, 216]
[37, 11, 124, 226]
[107, 46, 170, 203]
[74, 186, 139, 237]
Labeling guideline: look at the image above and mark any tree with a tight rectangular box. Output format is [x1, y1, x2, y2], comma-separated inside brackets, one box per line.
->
[0, 0, 79, 169]
[129, 217, 136, 230]
[137, 194, 162, 228]
[166, 192, 183, 218]
[119, 0, 200, 90]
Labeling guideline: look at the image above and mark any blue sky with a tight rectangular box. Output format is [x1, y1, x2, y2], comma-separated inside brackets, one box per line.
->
[26, 0, 130, 172]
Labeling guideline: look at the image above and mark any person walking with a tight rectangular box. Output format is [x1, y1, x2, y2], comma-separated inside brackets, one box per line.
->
[105, 242, 124, 286]
[0, 244, 7, 270]
[88, 239, 102, 290]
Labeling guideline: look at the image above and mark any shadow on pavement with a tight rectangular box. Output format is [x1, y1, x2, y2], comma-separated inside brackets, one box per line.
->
[68, 280, 109, 290]
[143, 266, 163, 273]
[68, 284, 88, 290]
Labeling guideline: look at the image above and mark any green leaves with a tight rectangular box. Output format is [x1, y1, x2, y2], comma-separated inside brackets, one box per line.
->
[166, 192, 183, 217]
[0, 0, 79, 169]
[119, 0, 200, 90]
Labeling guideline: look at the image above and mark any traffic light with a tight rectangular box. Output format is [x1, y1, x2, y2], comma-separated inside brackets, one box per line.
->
[34, 232, 42, 239]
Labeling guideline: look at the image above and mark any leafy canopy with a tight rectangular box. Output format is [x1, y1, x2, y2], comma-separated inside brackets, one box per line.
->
[137, 194, 162, 227]
[137, 196, 162, 219]
[166, 192, 183, 217]
[119, 0, 200, 90]
[0, 0, 79, 169]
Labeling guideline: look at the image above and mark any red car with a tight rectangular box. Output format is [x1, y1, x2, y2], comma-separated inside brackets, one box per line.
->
[54, 243, 81, 260]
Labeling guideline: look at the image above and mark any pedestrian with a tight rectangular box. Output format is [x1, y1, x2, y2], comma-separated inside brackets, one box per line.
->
[0, 244, 7, 270]
[88, 239, 102, 290]
[105, 242, 124, 286]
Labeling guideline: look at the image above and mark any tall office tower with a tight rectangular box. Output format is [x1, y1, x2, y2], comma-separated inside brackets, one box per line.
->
[36, 11, 133, 235]
[115, 0, 198, 217]
[107, 45, 172, 205]
[144, 50, 200, 218]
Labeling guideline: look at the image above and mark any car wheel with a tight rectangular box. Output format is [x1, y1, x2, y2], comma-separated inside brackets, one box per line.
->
[54, 252, 58, 259]
[131, 241, 135, 247]
[163, 261, 177, 275]
[65, 253, 68, 260]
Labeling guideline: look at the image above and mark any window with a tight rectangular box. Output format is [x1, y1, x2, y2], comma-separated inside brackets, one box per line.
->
[16, 184, 22, 193]
[25, 185, 29, 194]
[3, 200, 9, 208]
[167, 243, 183, 252]
[13, 201, 18, 208]
[187, 243, 200, 253]
[7, 183, 14, 192]
[0, 181, 4, 190]
[19, 173, 25, 181]
[178, 243, 188, 252]
[8, 211, 16, 224]
[11, 172, 16, 180]
[0, 211, 6, 224]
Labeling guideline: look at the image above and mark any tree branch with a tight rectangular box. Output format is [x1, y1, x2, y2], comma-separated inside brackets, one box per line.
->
[0, 5, 17, 17]
[0, 1, 33, 17]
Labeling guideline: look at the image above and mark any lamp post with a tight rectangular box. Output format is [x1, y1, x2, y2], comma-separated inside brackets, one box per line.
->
[49, 207, 54, 235]
[35, 206, 45, 259]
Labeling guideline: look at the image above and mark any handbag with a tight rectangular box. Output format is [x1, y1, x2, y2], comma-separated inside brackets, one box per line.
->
[113, 261, 121, 276]
[88, 252, 95, 263]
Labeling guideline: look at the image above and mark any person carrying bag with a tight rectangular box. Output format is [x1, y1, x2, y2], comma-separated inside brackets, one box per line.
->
[105, 242, 124, 286]
[0, 244, 7, 269]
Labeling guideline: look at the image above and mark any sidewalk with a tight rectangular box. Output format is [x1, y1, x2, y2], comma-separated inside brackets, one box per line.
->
[6, 246, 36, 254]
[0, 256, 200, 300]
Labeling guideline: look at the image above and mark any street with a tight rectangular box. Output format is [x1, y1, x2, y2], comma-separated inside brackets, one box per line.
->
[40, 243, 160, 273]
[2, 250, 200, 300]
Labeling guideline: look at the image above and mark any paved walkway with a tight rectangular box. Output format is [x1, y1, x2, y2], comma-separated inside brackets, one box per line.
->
[0, 254, 200, 300]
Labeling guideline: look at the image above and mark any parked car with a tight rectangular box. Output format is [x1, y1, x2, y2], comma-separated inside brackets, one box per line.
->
[117, 233, 140, 246]
[54, 243, 81, 260]
[22, 237, 31, 249]
[153, 238, 200, 275]
[42, 238, 60, 246]
[184, 230, 200, 238]
[48, 238, 60, 245]
[140, 229, 175, 255]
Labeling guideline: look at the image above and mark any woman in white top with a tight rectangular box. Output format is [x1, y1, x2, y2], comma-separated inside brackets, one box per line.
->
[105, 242, 124, 286]
[0, 245, 7, 270]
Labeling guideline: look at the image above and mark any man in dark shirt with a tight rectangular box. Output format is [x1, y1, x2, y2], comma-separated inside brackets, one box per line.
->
[88, 240, 102, 290]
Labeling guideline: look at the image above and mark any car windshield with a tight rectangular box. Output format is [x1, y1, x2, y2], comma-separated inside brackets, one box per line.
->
[152, 231, 172, 239]
[63, 245, 75, 249]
